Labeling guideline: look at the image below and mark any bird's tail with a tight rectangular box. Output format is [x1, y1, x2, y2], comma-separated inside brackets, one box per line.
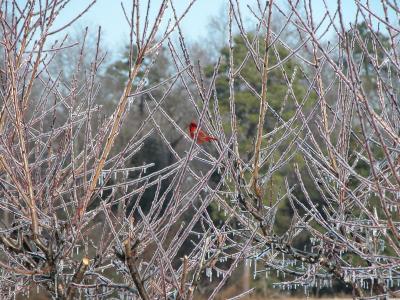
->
[206, 136, 218, 142]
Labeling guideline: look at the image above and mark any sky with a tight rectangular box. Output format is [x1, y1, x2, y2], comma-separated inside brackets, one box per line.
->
[52, 0, 393, 54]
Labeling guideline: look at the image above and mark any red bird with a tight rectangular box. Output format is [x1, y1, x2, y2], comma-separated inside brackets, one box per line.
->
[189, 122, 217, 144]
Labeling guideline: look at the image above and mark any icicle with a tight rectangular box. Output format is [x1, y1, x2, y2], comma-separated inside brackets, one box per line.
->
[253, 259, 257, 279]
[127, 97, 133, 112]
[380, 239, 385, 252]
[99, 171, 105, 185]
[343, 270, 349, 282]
[124, 170, 129, 193]
[55, 275, 58, 299]
[206, 267, 212, 282]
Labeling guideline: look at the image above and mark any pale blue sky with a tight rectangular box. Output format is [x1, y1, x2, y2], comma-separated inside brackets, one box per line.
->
[53, 0, 392, 53]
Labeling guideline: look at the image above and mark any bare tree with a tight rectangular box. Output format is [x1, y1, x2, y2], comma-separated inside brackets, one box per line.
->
[0, 0, 399, 299]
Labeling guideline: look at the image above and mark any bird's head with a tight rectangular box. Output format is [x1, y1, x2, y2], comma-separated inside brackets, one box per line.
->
[189, 122, 197, 131]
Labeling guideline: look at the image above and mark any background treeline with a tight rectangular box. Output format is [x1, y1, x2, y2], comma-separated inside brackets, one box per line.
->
[0, 1, 399, 299]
